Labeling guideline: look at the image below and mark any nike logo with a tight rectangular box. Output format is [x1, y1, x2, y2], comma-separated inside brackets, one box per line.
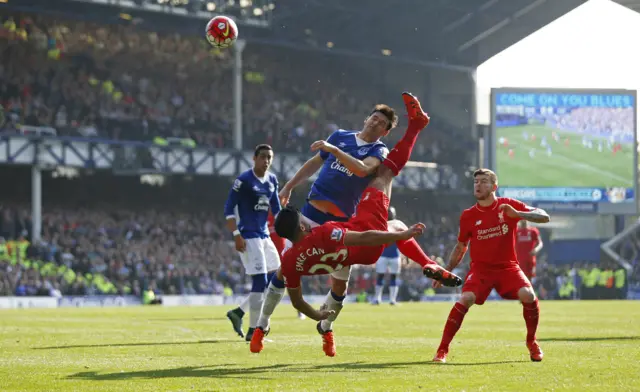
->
[222, 22, 230, 37]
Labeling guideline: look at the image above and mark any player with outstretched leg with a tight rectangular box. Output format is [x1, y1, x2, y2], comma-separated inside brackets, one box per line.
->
[250, 93, 462, 356]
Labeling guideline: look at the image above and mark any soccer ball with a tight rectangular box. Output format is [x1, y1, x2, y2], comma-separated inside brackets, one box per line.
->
[205, 16, 238, 48]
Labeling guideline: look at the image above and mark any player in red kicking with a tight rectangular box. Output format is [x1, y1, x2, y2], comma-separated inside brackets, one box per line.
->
[515, 220, 543, 281]
[431, 168, 550, 363]
[250, 92, 462, 356]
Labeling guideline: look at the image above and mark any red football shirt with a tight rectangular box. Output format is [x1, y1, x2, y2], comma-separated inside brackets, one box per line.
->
[515, 226, 540, 264]
[457, 197, 531, 270]
[280, 222, 384, 288]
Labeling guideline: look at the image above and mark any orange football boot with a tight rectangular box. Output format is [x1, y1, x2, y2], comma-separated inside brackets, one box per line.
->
[423, 265, 463, 287]
[316, 322, 336, 357]
[249, 326, 268, 354]
[402, 92, 430, 129]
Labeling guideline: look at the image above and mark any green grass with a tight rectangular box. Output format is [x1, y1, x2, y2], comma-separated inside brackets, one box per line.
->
[1, 301, 639, 391]
[495, 125, 634, 188]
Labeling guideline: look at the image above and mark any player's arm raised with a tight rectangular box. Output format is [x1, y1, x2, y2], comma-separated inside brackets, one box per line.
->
[343, 223, 425, 246]
[499, 202, 550, 224]
[287, 286, 335, 321]
[279, 153, 324, 205]
[310, 140, 381, 177]
[224, 178, 246, 253]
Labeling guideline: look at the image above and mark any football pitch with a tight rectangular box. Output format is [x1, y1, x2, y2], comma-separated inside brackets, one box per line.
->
[1, 301, 639, 391]
[495, 125, 635, 188]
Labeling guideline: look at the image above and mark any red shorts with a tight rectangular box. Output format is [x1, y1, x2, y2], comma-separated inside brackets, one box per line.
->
[462, 264, 532, 305]
[343, 187, 390, 265]
[344, 187, 389, 232]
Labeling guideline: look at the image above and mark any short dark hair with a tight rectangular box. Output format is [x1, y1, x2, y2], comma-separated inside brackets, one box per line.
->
[371, 104, 398, 130]
[254, 144, 273, 157]
[275, 205, 301, 241]
[473, 168, 498, 184]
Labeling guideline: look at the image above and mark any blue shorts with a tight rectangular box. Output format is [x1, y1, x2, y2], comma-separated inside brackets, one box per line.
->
[301, 202, 349, 225]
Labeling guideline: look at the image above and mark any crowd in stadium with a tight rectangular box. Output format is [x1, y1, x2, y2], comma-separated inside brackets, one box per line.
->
[0, 197, 466, 299]
[0, 11, 473, 166]
[0, 10, 635, 303]
[1, 193, 636, 301]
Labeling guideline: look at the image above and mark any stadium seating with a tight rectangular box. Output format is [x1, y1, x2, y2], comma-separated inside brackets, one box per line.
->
[0, 11, 474, 166]
[2, 10, 628, 301]
[0, 169, 468, 299]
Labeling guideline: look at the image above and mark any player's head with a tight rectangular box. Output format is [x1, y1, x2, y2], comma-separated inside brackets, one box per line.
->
[274, 205, 310, 242]
[388, 206, 397, 221]
[253, 144, 273, 175]
[473, 168, 498, 201]
[518, 220, 528, 229]
[363, 104, 398, 138]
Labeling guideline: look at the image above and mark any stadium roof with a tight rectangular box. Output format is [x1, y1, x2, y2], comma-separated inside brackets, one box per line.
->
[8, 0, 640, 70]
[269, 0, 591, 69]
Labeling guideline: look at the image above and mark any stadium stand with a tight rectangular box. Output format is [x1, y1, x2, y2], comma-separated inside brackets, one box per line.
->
[0, 11, 474, 166]
[0, 10, 632, 303]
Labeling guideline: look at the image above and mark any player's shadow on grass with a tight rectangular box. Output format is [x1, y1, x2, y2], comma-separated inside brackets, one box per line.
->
[67, 364, 290, 381]
[35, 339, 244, 350]
[309, 360, 528, 371]
[539, 336, 640, 342]
[147, 317, 229, 322]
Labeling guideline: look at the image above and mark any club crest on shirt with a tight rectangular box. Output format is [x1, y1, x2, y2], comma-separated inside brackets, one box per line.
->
[330, 228, 343, 242]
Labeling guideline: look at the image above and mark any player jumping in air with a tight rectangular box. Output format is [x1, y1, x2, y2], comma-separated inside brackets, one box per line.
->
[372, 206, 404, 305]
[432, 168, 550, 363]
[224, 144, 281, 341]
[243, 98, 395, 341]
[516, 220, 543, 281]
[250, 93, 463, 356]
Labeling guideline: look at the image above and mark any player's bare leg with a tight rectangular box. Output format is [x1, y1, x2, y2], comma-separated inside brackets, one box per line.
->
[316, 275, 347, 357]
[519, 286, 543, 361]
[433, 292, 475, 363]
[250, 268, 286, 353]
[388, 220, 462, 287]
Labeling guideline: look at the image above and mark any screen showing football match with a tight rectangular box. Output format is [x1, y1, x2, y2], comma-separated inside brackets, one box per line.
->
[491, 88, 637, 214]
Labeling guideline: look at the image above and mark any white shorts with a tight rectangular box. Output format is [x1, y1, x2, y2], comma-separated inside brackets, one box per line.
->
[376, 256, 401, 274]
[283, 214, 351, 282]
[240, 237, 281, 276]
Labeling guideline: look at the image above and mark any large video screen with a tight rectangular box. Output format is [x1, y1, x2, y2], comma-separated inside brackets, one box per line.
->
[490, 88, 637, 214]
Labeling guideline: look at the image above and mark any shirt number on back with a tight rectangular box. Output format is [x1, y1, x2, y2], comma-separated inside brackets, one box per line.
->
[308, 249, 349, 274]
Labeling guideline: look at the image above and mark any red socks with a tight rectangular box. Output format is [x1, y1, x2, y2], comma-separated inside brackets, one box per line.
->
[437, 302, 468, 352]
[522, 299, 540, 343]
[383, 124, 422, 176]
[396, 238, 437, 268]
[436, 299, 539, 353]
